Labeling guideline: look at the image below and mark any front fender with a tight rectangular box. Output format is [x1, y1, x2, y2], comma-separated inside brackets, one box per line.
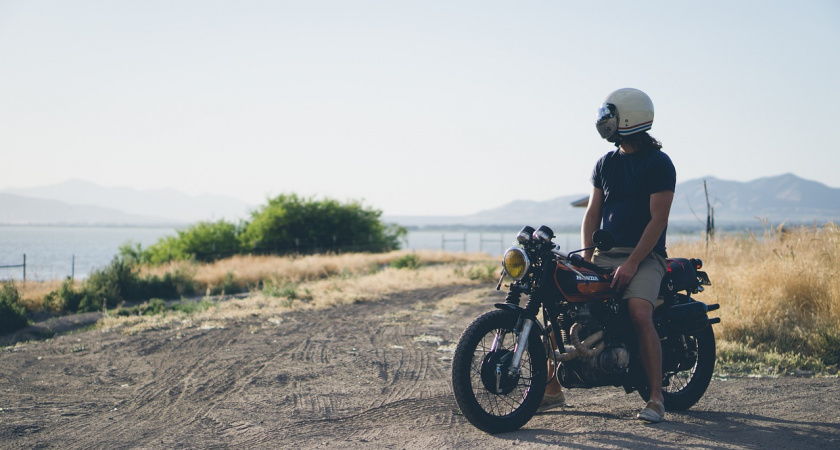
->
[493, 303, 545, 335]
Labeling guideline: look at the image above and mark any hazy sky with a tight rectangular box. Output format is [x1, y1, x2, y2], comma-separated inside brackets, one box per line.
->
[2, 1, 838, 216]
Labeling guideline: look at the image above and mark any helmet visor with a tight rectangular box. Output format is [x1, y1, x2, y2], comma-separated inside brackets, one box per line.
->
[596, 103, 618, 141]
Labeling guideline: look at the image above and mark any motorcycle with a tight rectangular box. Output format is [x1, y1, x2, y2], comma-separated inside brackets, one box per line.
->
[451, 225, 719, 433]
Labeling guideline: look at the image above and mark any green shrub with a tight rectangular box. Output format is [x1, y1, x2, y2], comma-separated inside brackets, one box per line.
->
[209, 272, 241, 296]
[135, 194, 404, 265]
[279, 282, 301, 300]
[0, 282, 29, 334]
[466, 264, 500, 282]
[143, 220, 243, 264]
[116, 298, 216, 317]
[118, 240, 145, 265]
[43, 278, 85, 313]
[142, 235, 191, 265]
[391, 253, 420, 270]
[76, 257, 138, 312]
[240, 194, 406, 255]
[47, 257, 198, 314]
[262, 281, 310, 308]
[117, 298, 167, 317]
[131, 270, 197, 301]
[453, 263, 501, 282]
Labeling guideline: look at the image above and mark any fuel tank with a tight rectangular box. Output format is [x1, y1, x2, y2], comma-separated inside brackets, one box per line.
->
[554, 264, 614, 303]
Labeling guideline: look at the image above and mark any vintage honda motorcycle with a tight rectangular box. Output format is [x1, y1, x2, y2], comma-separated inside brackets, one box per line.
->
[451, 225, 719, 433]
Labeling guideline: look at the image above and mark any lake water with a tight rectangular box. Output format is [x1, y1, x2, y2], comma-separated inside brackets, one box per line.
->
[0, 226, 179, 281]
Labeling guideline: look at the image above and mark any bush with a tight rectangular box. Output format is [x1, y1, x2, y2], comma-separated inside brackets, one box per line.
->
[116, 298, 216, 317]
[0, 282, 29, 334]
[208, 272, 242, 296]
[77, 257, 138, 312]
[43, 278, 85, 313]
[135, 194, 404, 266]
[465, 263, 500, 282]
[391, 253, 420, 270]
[45, 258, 198, 314]
[240, 194, 406, 255]
[116, 298, 167, 317]
[130, 270, 197, 301]
[143, 220, 242, 264]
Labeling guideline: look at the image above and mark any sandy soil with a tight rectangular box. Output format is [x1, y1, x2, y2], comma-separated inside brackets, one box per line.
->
[1, 284, 839, 449]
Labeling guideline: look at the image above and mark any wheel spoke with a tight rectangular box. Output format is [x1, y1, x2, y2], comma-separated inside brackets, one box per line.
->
[468, 326, 534, 416]
[664, 335, 699, 394]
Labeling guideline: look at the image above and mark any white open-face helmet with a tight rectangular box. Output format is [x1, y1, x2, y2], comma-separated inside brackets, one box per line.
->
[595, 88, 654, 143]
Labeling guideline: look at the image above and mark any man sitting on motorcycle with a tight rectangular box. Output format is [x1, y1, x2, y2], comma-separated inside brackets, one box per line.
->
[541, 88, 676, 424]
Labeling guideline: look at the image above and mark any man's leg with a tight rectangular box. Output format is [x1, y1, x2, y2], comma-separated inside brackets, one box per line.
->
[628, 298, 664, 406]
[539, 326, 567, 412]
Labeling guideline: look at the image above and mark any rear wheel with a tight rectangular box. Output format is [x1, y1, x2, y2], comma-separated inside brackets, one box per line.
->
[639, 325, 716, 410]
[451, 310, 547, 434]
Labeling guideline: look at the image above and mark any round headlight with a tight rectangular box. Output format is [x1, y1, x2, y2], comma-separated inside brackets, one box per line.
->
[502, 247, 530, 281]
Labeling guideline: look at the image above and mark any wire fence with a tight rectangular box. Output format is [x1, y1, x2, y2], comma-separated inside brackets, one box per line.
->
[0, 254, 26, 282]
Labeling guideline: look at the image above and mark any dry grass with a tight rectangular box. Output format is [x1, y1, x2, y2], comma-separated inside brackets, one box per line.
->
[12, 279, 70, 312]
[140, 250, 491, 293]
[669, 223, 840, 374]
[99, 252, 497, 334]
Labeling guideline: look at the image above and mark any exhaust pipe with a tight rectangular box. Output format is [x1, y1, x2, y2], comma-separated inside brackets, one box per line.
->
[556, 323, 605, 362]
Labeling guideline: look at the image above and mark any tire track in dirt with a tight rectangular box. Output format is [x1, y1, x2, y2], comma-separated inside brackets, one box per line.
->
[36, 326, 291, 447]
[280, 284, 487, 444]
[5, 282, 837, 449]
[38, 329, 232, 443]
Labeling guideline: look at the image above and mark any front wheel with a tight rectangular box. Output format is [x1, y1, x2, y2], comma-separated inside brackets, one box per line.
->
[451, 310, 547, 434]
[639, 325, 716, 410]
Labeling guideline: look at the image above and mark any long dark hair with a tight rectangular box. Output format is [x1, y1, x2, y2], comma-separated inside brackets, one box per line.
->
[617, 131, 662, 152]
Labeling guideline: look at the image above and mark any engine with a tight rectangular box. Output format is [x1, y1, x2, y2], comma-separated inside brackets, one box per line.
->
[558, 301, 631, 388]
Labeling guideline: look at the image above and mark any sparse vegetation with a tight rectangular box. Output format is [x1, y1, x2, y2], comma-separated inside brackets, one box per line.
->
[390, 253, 420, 269]
[25, 258, 197, 315]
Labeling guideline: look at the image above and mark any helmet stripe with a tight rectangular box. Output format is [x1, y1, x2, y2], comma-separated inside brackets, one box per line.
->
[618, 120, 653, 135]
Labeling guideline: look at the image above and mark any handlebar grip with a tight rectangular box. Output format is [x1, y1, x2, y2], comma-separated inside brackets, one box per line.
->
[568, 254, 611, 276]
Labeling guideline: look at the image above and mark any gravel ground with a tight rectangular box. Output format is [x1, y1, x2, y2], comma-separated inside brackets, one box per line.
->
[1, 284, 838, 449]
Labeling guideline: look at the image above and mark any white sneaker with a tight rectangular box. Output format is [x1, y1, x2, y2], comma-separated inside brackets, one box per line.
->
[636, 400, 666, 423]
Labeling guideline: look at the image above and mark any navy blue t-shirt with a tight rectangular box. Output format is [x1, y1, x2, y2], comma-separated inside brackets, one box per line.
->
[590, 149, 676, 257]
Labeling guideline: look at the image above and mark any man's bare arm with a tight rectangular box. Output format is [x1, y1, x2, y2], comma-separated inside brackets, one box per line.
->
[581, 186, 604, 262]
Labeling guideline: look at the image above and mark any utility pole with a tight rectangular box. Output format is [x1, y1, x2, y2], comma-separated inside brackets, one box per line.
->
[704, 179, 715, 246]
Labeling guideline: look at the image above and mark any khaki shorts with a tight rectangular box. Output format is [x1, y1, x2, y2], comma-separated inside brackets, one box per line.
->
[592, 247, 667, 305]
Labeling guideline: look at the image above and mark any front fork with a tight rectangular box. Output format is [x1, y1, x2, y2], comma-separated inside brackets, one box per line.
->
[490, 315, 534, 378]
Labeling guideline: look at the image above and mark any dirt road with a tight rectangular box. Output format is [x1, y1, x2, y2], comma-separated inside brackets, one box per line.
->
[1, 284, 838, 449]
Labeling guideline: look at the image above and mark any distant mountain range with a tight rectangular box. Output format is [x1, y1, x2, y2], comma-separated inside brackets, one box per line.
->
[0, 192, 177, 225]
[2, 174, 838, 229]
[386, 173, 840, 231]
[1, 179, 254, 225]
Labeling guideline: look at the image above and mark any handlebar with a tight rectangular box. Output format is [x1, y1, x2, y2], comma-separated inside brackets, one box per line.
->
[568, 254, 612, 276]
[550, 245, 611, 277]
